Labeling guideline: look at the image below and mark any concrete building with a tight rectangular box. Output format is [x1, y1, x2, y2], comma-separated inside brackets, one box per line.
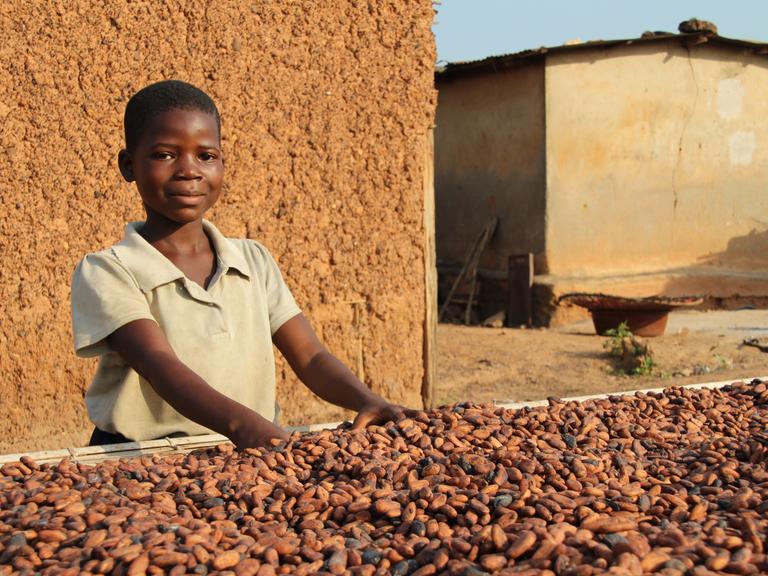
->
[435, 31, 768, 325]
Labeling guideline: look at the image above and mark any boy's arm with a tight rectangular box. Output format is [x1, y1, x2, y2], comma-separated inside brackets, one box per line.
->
[272, 314, 413, 429]
[106, 319, 287, 448]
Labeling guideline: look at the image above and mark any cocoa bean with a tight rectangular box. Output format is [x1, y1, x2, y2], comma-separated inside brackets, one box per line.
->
[508, 531, 537, 559]
[1, 382, 767, 575]
[213, 550, 241, 570]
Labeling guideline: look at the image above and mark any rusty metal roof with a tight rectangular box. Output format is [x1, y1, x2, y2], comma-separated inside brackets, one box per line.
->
[436, 32, 768, 79]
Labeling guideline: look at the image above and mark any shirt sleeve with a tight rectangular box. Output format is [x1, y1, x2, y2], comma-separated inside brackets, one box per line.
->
[71, 252, 156, 357]
[254, 243, 302, 335]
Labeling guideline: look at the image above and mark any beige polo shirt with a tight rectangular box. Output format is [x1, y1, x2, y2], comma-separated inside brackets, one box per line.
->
[71, 220, 301, 441]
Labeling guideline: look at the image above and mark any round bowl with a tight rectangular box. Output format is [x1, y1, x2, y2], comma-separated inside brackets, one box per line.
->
[591, 308, 669, 337]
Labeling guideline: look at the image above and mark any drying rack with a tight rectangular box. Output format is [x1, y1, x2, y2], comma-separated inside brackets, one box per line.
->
[1, 376, 763, 466]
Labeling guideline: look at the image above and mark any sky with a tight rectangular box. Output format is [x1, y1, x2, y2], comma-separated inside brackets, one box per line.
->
[433, 1, 768, 64]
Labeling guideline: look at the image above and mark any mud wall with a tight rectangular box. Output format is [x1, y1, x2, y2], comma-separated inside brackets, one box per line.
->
[435, 64, 546, 272]
[545, 42, 768, 277]
[0, 1, 436, 453]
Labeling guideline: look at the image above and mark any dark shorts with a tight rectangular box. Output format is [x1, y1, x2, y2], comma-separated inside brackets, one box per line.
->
[89, 428, 132, 446]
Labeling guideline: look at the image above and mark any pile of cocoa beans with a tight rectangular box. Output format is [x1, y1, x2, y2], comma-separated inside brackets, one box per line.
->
[2, 381, 768, 576]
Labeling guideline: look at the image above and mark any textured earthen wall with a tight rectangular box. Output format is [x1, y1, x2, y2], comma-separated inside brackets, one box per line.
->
[0, 1, 436, 452]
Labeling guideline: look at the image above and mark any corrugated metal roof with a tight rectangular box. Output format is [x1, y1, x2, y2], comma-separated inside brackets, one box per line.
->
[436, 32, 768, 79]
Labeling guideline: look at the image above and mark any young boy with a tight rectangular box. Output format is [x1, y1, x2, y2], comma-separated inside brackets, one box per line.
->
[71, 80, 410, 448]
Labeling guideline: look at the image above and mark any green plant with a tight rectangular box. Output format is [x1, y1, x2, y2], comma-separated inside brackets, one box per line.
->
[713, 353, 732, 370]
[603, 322, 632, 354]
[603, 322, 655, 376]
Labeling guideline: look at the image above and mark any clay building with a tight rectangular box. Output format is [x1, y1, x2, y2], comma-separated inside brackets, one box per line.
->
[435, 31, 768, 325]
[0, 2, 437, 452]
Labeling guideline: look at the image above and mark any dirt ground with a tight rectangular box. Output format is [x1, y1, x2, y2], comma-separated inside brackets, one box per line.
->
[434, 309, 768, 407]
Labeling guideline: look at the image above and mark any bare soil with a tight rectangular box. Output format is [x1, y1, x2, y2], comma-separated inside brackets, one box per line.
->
[434, 315, 768, 407]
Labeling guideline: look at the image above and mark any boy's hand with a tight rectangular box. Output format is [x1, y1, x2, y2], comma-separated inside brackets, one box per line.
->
[351, 397, 414, 430]
[231, 417, 289, 450]
[273, 315, 417, 433]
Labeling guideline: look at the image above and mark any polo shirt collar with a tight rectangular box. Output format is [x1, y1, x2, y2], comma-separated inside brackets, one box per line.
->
[112, 219, 250, 293]
[202, 220, 251, 279]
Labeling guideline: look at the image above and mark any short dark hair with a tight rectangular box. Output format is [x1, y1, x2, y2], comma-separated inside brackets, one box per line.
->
[123, 80, 221, 151]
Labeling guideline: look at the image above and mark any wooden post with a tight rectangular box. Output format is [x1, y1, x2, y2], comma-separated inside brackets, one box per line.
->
[506, 253, 533, 327]
[422, 129, 437, 409]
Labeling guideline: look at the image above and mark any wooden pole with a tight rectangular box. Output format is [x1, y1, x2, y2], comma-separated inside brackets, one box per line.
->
[422, 129, 437, 410]
[506, 253, 533, 327]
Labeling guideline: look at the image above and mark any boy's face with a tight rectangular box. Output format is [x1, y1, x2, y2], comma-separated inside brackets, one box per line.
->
[118, 109, 223, 225]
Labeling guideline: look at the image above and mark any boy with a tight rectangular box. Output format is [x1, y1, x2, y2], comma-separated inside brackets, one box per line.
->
[71, 80, 410, 448]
